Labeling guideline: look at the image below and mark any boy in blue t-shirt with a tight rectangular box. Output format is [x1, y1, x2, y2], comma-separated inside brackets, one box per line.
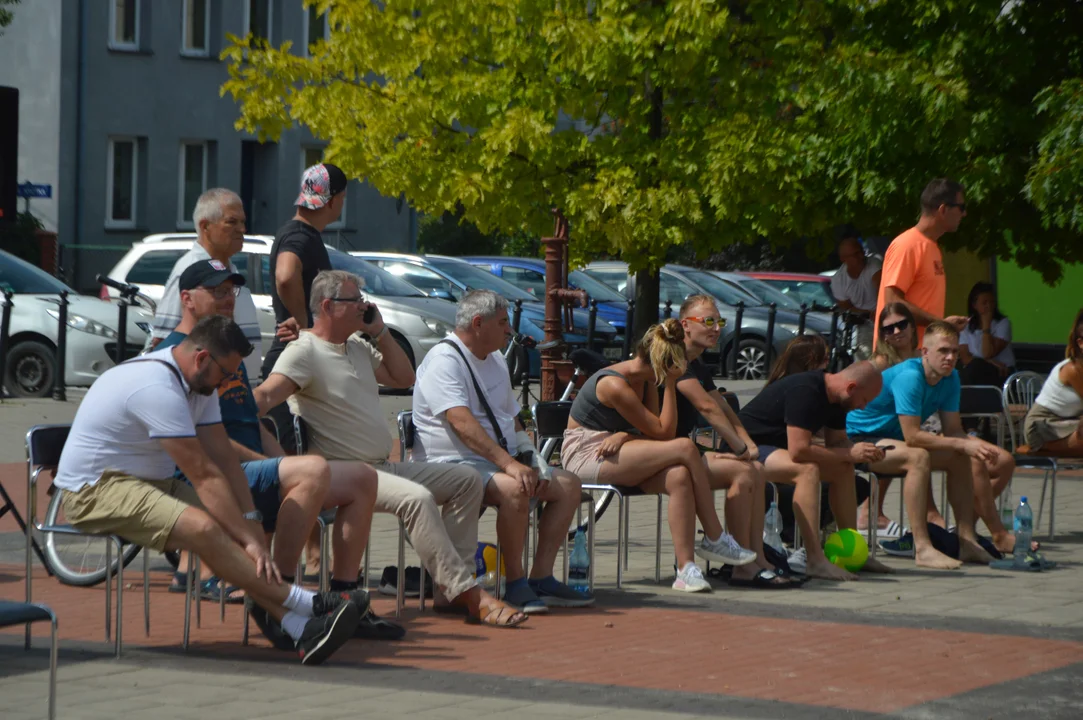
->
[846, 322, 1016, 568]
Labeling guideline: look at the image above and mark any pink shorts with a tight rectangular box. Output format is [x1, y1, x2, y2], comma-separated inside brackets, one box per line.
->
[561, 426, 616, 483]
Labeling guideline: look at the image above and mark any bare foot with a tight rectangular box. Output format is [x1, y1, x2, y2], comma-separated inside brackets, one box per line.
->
[862, 557, 895, 574]
[958, 538, 995, 564]
[915, 546, 963, 570]
[993, 532, 1040, 554]
[806, 558, 858, 581]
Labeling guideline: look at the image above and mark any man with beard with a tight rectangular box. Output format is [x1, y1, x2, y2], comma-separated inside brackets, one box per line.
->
[52, 315, 361, 664]
[738, 361, 893, 580]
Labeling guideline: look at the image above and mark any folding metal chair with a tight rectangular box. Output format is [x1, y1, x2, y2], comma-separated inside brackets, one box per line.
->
[1001, 371, 1081, 539]
[24, 424, 196, 658]
[530, 401, 596, 587]
[2, 600, 58, 719]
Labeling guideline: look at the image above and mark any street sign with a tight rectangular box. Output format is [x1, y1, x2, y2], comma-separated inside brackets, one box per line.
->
[17, 183, 52, 199]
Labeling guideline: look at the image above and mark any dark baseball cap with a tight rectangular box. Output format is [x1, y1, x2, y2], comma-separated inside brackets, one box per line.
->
[296, 162, 349, 209]
[179, 260, 246, 292]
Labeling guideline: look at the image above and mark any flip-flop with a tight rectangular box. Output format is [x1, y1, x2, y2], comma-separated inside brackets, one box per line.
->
[859, 521, 904, 539]
[728, 569, 798, 589]
[989, 556, 1043, 572]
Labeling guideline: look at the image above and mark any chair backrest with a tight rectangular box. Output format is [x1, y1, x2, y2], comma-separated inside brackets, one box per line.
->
[531, 401, 572, 443]
[292, 414, 309, 455]
[398, 411, 415, 462]
[959, 385, 1006, 416]
[260, 416, 279, 443]
[26, 425, 72, 476]
[1002, 371, 1046, 450]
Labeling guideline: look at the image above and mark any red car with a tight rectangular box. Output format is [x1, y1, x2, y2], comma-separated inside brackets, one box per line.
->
[741, 271, 837, 311]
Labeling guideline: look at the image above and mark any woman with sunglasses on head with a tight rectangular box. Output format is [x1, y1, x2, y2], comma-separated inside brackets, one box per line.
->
[562, 318, 757, 593]
[957, 281, 1014, 386]
[1022, 309, 1083, 458]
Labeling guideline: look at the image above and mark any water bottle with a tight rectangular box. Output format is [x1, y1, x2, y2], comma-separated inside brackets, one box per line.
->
[569, 528, 590, 593]
[764, 501, 785, 554]
[1012, 497, 1033, 563]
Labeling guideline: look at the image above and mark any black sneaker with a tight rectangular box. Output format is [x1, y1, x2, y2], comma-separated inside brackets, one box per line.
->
[246, 598, 294, 651]
[355, 609, 407, 641]
[378, 566, 434, 598]
[297, 601, 359, 666]
[312, 588, 371, 618]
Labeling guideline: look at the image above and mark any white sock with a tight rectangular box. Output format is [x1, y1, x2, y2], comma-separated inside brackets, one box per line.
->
[706, 532, 722, 544]
[280, 611, 308, 641]
[282, 585, 315, 617]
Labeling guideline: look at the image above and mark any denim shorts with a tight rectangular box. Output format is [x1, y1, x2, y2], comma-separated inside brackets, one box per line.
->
[242, 458, 283, 533]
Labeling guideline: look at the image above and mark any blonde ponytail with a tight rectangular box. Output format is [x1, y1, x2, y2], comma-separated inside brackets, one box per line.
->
[636, 318, 688, 385]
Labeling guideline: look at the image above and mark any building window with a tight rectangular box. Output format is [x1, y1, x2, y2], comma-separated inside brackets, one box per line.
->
[106, 138, 138, 228]
[183, 0, 209, 56]
[304, 6, 330, 56]
[301, 146, 345, 228]
[178, 142, 209, 228]
[110, 0, 139, 50]
[244, 0, 272, 42]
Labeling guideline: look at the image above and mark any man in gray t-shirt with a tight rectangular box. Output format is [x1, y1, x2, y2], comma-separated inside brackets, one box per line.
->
[831, 235, 882, 360]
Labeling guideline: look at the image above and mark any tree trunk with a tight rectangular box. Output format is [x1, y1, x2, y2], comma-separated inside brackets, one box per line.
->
[632, 268, 660, 347]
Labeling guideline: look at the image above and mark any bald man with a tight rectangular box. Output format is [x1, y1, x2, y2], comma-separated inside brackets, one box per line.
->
[739, 362, 892, 580]
[831, 235, 881, 360]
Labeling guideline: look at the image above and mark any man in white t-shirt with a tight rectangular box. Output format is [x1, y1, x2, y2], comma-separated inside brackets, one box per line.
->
[146, 188, 284, 380]
[255, 271, 528, 628]
[831, 234, 882, 360]
[413, 290, 595, 612]
[55, 315, 362, 664]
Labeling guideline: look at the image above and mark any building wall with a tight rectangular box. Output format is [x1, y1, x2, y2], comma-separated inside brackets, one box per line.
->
[0, 0, 63, 232]
[46, 0, 415, 290]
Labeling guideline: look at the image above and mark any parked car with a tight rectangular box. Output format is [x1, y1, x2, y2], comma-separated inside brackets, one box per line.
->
[462, 256, 630, 334]
[104, 234, 460, 369]
[1, 249, 152, 397]
[583, 262, 833, 379]
[351, 252, 621, 376]
[741, 271, 837, 311]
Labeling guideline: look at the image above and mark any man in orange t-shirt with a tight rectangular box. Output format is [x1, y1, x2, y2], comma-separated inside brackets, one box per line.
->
[875, 179, 971, 345]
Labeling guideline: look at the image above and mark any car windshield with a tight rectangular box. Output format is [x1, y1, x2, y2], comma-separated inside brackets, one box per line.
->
[766, 278, 836, 309]
[0, 250, 73, 294]
[721, 274, 802, 311]
[569, 270, 627, 303]
[326, 249, 426, 298]
[427, 257, 537, 301]
[684, 270, 760, 306]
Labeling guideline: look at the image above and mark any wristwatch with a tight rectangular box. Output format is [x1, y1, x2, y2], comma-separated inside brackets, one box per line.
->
[242, 510, 263, 522]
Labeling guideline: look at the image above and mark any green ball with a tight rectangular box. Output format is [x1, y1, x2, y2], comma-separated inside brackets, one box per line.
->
[824, 529, 869, 571]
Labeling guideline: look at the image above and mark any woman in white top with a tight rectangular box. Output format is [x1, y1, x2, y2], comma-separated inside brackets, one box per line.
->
[1023, 310, 1083, 456]
[958, 282, 1014, 385]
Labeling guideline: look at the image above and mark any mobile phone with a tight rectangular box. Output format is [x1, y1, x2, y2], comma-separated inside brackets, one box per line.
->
[363, 304, 376, 324]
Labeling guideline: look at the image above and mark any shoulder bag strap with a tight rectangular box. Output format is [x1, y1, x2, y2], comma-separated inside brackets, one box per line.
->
[438, 339, 508, 451]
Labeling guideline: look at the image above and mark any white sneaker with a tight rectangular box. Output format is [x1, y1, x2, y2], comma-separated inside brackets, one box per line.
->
[672, 563, 712, 593]
[787, 547, 807, 574]
[696, 532, 757, 566]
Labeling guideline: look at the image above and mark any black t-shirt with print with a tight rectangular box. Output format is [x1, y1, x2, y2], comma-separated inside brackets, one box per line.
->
[738, 370, 846, 449]
[671, 358, 722, 438]
[264, 220, 332, 377]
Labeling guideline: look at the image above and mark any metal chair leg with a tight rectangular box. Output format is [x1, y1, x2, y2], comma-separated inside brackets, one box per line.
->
[363, 529, 371, 590]
[320, 522, 331, 592]
[114, 537, 124, 658]
[48, 611, 58, 720]
[242, 601, 250, 646]
[494, 542, 503, 599]
[869, 473, 879, 561]
[587, 491, 596, 592]
[655, 495, 662, 584]
[396, 520, 406, 618]
[143, 550, 150, 636]
[183, 552, 195, 651]
[616, 495, 625, 590]
[195, 555, 202, 629]
[104, 540, 112, 643]
[623, 499, 630, 570]
[1049, 467, 1058, 541]
[419, 565, 426, 611]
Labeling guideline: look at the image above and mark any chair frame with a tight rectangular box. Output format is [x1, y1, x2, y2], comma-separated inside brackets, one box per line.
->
[3, 600, 58, 719]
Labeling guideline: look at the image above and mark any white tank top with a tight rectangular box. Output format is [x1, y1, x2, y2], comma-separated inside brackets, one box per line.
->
[1035, 359, 1083, 418]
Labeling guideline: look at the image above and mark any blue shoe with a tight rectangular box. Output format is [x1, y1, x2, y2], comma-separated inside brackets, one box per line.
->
[528, 576, 595, 608]
[502, 578, 548, 614]
[879, 535, 915, 558]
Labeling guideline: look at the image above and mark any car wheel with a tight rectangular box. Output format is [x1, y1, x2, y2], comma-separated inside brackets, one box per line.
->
[735, 338, 768, 380]
[4, 340, 57, 398]
[393, 332, 416, 370]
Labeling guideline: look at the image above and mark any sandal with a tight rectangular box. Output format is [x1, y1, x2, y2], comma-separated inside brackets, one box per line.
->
[466, 600, 529, 628]
[728, 568, 799, 589]
[168, 573, 243, 604]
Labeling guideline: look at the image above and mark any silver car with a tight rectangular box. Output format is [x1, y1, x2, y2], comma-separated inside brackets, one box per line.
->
[1, 249, 151, 397]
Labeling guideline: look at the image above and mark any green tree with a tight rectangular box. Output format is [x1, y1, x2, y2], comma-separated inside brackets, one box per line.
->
[418, 209, 541, 258]
[0, 0, 18, 33]
[225, 0, 1082, 343]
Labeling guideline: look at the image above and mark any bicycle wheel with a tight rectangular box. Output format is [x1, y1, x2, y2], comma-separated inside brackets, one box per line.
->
[567, 488, 616, 540]
[42, 489, 141, 586]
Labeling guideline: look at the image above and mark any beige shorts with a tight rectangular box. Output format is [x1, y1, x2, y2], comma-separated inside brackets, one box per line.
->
[1024, 403, 1081, 450]
[61, 471, 202, 552]
[561, 426, 617, 483]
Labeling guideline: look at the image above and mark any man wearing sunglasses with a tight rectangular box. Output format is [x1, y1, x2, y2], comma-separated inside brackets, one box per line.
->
[875, 178, 971, 346]
[157, 261, 400, 641]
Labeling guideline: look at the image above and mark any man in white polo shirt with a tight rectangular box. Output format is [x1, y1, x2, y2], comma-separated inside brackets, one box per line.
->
[255, 270, 528, 628]
[56, 315, 361, 664]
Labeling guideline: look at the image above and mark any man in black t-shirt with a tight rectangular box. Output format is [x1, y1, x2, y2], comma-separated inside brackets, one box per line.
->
[262, 163, 345, 380]
[676, 296, 794, 587]
[739, 362, 890, 580]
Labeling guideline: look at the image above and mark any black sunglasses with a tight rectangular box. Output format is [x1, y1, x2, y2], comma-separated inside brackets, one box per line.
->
[881, 318, 911, 335]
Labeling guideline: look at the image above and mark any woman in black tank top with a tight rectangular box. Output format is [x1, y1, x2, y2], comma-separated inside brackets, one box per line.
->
[563, 320, 755, 593]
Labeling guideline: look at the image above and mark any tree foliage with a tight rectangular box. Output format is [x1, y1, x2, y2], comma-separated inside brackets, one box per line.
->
[418, 210, 541, 258]
[0, 0, 18, 33]
[224, 0, 1083, 295]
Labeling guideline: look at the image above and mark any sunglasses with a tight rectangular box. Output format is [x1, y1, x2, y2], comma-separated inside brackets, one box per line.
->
[881, 318, 911, 335]
[685, 316, 726, 329]
[199, 284, 241, 300]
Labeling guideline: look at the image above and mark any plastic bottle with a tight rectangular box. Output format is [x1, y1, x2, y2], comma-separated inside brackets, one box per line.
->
[1012, 497, 1033, 563]
[569, 528, 590, 593]
[763, 501, 785, 554]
